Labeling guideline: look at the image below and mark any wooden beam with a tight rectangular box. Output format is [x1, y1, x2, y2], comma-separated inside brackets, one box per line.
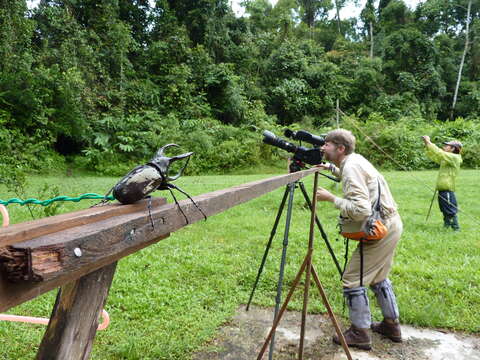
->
[0, 198, 166, 247]
[0, 168, 318, 312]
[0, 233, 167, 312]
[36, 262, 117, 360]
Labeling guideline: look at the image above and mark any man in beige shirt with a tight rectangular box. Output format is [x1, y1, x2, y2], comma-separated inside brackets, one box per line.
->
[316, 129, 403, 350]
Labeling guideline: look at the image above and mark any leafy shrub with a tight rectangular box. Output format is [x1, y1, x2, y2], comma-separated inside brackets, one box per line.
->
[338, 115, 480, 170]
[80, 108, 277, 176]
[0, 126, 64, 174]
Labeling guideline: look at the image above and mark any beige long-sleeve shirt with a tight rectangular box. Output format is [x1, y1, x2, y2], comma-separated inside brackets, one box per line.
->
[329, 153, 398, 230]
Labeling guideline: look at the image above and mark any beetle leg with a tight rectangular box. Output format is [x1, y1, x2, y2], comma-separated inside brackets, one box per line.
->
[168, 184, 207, 221]
[146, 196, 155, 230]
[92, 187, 114, 207]
[167, 187, 189, 224]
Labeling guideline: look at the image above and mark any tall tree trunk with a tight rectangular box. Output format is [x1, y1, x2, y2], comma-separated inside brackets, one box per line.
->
[334, 0, 341, 34]
[369, 21, 374, 58]
[451, 0, 472, 120]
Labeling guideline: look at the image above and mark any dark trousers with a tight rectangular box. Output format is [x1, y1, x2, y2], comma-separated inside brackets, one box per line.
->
[438, 190, 459, 230]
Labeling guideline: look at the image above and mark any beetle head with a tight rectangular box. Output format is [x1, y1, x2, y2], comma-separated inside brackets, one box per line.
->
[149, 144, 193, 182]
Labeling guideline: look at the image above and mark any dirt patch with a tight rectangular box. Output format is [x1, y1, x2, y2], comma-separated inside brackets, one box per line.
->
[194, 305, 480, 360]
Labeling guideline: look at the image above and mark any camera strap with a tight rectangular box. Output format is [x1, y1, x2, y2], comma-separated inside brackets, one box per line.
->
[340, 179, 387, 241]
[341, 178, 386, 287]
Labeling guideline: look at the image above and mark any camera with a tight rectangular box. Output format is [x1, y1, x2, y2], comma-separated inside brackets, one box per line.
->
[262, 129, 324, 166]
[284, 129, 325, 147]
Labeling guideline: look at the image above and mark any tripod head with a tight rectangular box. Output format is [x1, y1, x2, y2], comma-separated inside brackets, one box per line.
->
[288, 158, 305, 173]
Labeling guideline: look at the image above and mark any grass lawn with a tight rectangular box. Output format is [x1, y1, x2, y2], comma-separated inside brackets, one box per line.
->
[0, 169, 479, 359]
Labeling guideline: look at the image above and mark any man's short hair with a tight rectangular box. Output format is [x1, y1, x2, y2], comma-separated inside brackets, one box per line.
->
[325, 129, 356, 155]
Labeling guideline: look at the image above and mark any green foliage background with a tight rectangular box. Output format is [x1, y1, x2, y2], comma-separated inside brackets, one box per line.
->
[0, 0, 479, 179]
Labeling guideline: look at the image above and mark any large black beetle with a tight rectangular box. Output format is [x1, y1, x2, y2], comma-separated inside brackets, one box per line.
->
[106, 144, 206, 224]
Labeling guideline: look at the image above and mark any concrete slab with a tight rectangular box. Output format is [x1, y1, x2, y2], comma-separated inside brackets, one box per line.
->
[194, 305, 480, 360]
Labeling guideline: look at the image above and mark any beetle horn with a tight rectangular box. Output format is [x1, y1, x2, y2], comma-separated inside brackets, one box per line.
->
[153, 143, 179, 159]
[167, 152, 194, 181]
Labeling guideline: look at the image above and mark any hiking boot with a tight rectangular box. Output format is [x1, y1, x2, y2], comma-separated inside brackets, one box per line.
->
[371, 320, 402, 343]
[451, 215, 460, 231]
[332, 326, 371, 350]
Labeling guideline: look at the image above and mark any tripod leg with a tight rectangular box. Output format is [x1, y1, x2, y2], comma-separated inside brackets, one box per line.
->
[299, 171, 322, 359]
[256, 251, 311, 360]
[246, 185, 290, 311]
[311, 265, 353, 360]
[425, 189, 437, 223]
[268, 181, 296, 359]
[298, 172, 319, 360]
[299, 182, 343, 276]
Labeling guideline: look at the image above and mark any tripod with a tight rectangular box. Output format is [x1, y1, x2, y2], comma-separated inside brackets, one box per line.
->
[254, 170, 352, 359]
[246, 163, 349, 359]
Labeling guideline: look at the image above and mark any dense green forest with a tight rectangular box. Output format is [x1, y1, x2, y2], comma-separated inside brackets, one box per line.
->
[0, 0, 479, 179]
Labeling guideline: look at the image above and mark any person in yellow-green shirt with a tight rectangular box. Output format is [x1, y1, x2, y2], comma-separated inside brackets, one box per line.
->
[422, 136, 463, 231]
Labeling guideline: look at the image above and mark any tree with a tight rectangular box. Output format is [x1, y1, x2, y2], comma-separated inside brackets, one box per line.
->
[451, 0, 473, 119]
[360, 0, 376, 58]
[166, 0, 230, 46]
[378, 0, 392, 17]
[119, 0, 152, 46]
[297, 0, 332, 29]
[332, 0, 345, 34]
[0, 0, 33, 73]
[242, 0, 275, 32]
[378, 0, 412, 33]
[382, 27, 446, 118]
[0, 0, 39, 132]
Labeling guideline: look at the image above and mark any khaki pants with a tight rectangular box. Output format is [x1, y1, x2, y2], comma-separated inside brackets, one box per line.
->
[342, 214, 403, 288]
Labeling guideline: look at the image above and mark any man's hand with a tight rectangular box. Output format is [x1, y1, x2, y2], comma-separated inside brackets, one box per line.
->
[316, 187, 335, 202]
[422, 135, 431, 145]
[315, 162, 331, 171]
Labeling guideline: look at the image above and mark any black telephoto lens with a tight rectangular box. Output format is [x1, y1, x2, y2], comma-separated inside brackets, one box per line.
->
[262, 130, 298, 153]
